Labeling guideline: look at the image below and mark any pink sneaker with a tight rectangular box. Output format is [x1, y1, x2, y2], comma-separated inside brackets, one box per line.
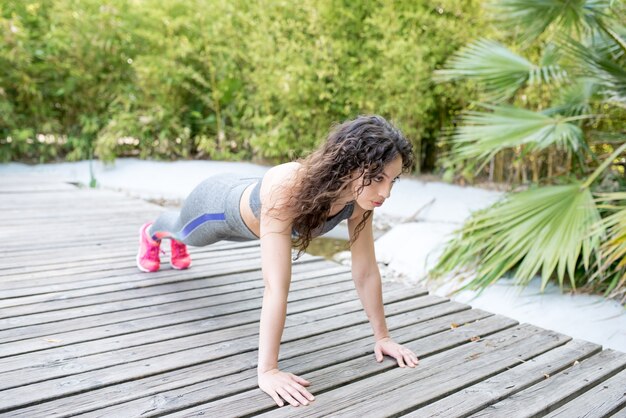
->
[170, 239, 192, 270]
[137, 222, 162, 272]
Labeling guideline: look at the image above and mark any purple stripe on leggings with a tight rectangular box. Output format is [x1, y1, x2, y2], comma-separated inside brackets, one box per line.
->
[180, 213, 226, 239]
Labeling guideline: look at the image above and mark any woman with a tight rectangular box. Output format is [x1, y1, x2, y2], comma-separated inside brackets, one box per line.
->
[137, 115, 420, 407]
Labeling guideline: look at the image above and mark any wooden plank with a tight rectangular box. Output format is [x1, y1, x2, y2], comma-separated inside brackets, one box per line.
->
[0, 253, 267, 289]
[2, 201, 155, 212]
[1, 201, 157, 215]
[543, 368, 626, 418]
[0, 245, 264, 285]
[0, 269, 347, 347]
[0, 241, 264, 284]
[467, 349, 626, 417]
[0, 193, 150, 203]
[0, 186, 133, 198]
[0, 251, 269, 289]
[1, 235, 139, 254]
[74, 309, 501, 418]
[0, 193, 151, 204]
[3, 235, 150, 255]
[0, 175, 67, 185]
[2, 283, 427, 363]
[0, 258, 266, 315]
[0, 289, 432, 392]
[0, 270, 354, 346]
[0, 260, 335, 335]
[0, 173, 70, 182]
[0, 223, 159, 242]
[5, 307, 500, 417]
[0, 182, 77, 192]
[1, 212, 160, 230]
[610, 407, 626, 418]
[0, 241, 261, 275]
[405, 339, 602, 417]
[0, 255, 332, 299]
[2, 224, 252, 252]
[166, 319, 536, 418]
[1, 215, 153, 231]
[0, 238, 256, 264]
[0, 286, 433, 413]
[215, 314, 514, 416]
[0, 275, 359, 368]
[237, 327, 571, 418]
[0, 199, 145, 210]
[0, 209, 157, 223]
[0, 246, 263, 283]
[2, 260, 334, 327]
[0, 205, 152, 217]
[1, 203, 155, 214]
[2, 213, 154, 229]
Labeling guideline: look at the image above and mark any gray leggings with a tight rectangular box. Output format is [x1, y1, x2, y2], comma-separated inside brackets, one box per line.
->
[150, 174, 259, 246]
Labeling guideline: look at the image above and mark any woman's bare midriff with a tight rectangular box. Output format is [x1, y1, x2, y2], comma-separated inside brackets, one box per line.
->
[240, 182, 261, 238]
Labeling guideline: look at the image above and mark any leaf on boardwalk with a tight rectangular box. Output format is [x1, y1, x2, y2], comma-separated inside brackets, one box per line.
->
[470, 336, 481, 342]
[450, 323, 459, 329]
[43, 338, 61, 343]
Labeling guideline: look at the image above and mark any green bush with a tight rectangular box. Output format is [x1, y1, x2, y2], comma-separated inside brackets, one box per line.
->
[0, 0, 486, 169]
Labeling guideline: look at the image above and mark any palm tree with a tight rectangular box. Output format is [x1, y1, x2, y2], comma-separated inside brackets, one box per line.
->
[430, 0, 626, 303]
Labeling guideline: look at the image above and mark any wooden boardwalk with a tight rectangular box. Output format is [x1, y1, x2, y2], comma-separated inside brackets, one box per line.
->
[1, 174, 626, 418]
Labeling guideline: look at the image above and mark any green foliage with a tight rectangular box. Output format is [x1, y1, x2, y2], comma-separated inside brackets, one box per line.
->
[595, 192, 626, 302]
[492, 0, 615, 44]
[431, 0, 626, 301]
[433, 39, 569, 102]
[0, 0, 487, 166]
[0, 0, 142, 161]
[431, 183, 603, 291]
[449, 104, 588, 168]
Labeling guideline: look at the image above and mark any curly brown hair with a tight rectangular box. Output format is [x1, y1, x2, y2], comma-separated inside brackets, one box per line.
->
[287, 115, 414, 256]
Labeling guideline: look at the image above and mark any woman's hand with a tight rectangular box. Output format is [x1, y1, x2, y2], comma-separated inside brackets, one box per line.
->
[374, 337, 419, 368]
[258, 368, 315, 407]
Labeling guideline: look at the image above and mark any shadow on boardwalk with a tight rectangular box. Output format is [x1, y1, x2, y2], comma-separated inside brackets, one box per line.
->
[1, 175, 625, 417]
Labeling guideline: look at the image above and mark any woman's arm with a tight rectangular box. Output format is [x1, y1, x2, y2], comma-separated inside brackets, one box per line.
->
[256, 164, 315, 407]
[347, 213, 390, 341]
[257, 223, 292, 373]
[348, 211, 419, 368]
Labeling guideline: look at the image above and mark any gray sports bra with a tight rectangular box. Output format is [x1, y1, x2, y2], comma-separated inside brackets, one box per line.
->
[249, 177, 354, 237]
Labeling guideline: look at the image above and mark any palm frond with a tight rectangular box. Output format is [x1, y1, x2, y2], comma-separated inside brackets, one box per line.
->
[539, 42, 562, 66]
[592, 192, 626, 299]
[449, 104, 588, 168]
[434, 39, 567, 102]
[430, 183, 604, 292]
[548, 77, 598, 116]
[559, 35, 626, 105]
[490, 0, 613, 42]
[594, 19, 626, 55]
[598, 195, 626, 267]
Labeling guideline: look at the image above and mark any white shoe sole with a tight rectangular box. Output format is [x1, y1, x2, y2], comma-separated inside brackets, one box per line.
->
[170, 260, 192, 270]
[136, 253, 154, 272]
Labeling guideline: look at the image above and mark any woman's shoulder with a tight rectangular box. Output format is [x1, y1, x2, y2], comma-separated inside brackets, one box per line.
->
[259, 162, 302, 200]
[268, 161, 301, 177]
[263, 162, 302, 185]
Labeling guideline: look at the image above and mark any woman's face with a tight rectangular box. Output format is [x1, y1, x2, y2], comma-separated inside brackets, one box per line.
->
[351, 155, 403, 210]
